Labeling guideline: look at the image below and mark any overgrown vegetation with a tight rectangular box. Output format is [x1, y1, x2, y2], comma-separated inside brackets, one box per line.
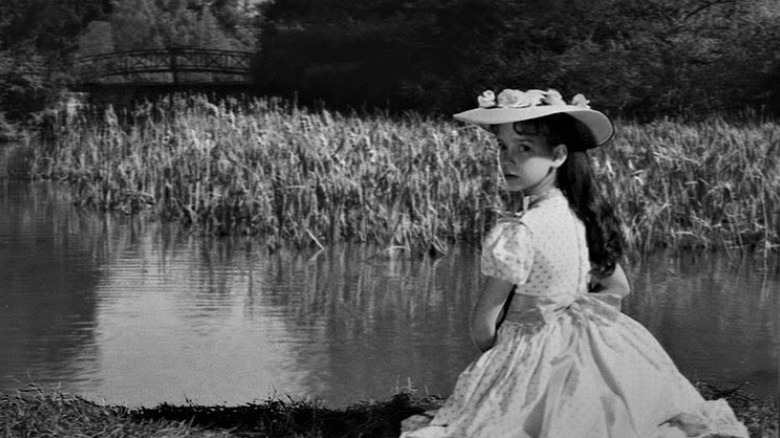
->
[3, 0, 780, 131]
[20, 95, 780, 255]
[255, 0, 780, 117]
[0, 0, 256, 126]
[0, 385, 776, 438]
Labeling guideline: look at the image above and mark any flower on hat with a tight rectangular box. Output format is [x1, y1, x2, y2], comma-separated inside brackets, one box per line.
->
[542, 89, 565, 106]
[496, 89, 524, 107]
[570, 93, 590, 108]
[478, 90, 496, 108]
[477, 88, 587, 109]
[496, 89, 545, 108]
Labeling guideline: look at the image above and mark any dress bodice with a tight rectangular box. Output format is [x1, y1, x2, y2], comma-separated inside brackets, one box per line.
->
[481, 190, 591, 323]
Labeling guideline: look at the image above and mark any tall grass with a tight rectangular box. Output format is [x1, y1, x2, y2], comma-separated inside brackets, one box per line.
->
[30, 95, 780, 254]
[598, 118, 780, 253]
[1, 384, 776, 438]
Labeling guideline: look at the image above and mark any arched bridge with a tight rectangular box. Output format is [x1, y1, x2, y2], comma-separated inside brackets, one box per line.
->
[75, 47, 254, 86]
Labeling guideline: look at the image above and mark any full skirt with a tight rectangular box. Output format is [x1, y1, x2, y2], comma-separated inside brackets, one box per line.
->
[400, 295, 748, 438]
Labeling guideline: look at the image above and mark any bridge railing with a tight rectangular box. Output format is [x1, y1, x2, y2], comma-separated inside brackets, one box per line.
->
[76, 47, 254, 84]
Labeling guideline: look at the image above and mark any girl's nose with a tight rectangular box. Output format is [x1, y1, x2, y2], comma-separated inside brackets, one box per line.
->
[499, 150, 514, 166]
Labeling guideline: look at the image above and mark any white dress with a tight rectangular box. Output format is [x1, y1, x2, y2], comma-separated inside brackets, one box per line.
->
[400, 189, 748, 438]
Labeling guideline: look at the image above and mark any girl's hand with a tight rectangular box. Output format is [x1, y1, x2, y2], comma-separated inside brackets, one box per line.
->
[589, 263, 630, 310]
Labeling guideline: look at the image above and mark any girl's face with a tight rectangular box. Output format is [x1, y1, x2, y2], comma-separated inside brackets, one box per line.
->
[494, 122, 566, 195]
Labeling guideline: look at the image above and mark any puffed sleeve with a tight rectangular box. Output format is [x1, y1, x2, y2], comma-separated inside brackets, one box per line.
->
[480, 220, 534, 285]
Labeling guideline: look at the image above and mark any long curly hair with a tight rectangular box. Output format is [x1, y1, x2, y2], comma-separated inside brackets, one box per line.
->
[512, 114, 625, 276]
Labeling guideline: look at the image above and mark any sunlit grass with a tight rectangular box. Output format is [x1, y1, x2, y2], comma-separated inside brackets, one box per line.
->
[27, 95, 780, 255]
[0, 385, 434, 438]
[1, 384, 776, 438]
[598, 118, 780, 254]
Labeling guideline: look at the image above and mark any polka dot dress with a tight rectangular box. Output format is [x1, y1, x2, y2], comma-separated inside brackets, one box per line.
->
[400, 189, 748, 438]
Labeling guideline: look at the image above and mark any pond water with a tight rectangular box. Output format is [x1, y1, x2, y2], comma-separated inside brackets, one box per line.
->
[1, 180, 778, 408]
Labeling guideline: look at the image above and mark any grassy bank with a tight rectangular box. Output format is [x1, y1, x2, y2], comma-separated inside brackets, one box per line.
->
[17, 95, 780, 253]
[1, 384, 776, 438]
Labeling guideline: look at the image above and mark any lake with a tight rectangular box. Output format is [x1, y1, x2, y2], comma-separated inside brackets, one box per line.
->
[1, 180, 778, 408]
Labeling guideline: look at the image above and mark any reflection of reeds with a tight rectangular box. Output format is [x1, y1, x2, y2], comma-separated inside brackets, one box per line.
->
[32, 96, 780, 253]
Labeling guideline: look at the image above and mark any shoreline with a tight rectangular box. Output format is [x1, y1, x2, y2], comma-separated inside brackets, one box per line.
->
[1, 385, 777, 438]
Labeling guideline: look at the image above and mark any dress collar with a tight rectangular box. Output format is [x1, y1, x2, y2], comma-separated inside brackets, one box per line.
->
[498, 188, 564, 219]
[525, 187, 563, 208]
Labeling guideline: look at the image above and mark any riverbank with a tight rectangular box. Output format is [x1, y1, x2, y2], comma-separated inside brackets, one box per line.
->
[3, 95, 780, 255]
[1, 384, 777, 438]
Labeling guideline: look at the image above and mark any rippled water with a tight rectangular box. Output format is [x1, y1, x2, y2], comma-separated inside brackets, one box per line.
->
[1, 180, 778, 407]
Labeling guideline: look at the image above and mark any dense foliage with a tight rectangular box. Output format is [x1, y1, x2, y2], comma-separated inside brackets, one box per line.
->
[0, 0, 111, 121]
[255, 0, 780, 118]
[2, 0, 780, 126]
[0, 0, 256, 127]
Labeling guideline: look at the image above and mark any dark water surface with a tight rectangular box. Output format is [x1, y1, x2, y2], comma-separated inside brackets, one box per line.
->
[1, 181, 778, 407]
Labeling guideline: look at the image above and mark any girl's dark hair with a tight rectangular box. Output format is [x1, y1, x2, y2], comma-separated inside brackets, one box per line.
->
[513, 114, 624, 276]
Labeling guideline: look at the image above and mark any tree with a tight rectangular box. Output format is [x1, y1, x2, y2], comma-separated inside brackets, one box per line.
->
[255, 0, 780, 117]
[0, 0, 112, 121]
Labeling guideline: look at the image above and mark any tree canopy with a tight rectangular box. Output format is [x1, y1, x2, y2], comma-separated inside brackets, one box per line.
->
[255, 0, 780, 118]
[1, 0, 258, 122]
[2, 0, 779, 123]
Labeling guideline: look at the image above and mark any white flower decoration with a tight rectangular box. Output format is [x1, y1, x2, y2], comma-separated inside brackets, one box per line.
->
[571, 93, 590, 108]
[476, 88, 591, 109]
[523, 89, 546, 106]
[542, 89, 566, 106]
[496, 89, 526, 107]
[478, 90, 496, 108]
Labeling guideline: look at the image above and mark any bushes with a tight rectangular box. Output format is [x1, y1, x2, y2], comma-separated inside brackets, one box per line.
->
[254, 0, 780, 118]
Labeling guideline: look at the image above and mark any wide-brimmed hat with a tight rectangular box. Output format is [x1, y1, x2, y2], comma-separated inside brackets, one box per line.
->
[453, 89, 614, 147]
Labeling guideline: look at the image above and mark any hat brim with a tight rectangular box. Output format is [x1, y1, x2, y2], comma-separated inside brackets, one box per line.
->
[453, 105, 614, 147]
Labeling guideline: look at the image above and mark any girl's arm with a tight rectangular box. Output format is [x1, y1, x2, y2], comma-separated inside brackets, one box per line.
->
[470, 276, 515, 353]
[589, 263, 631, 310]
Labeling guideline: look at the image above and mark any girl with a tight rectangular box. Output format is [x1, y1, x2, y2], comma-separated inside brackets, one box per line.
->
[400, 89, 748, 438]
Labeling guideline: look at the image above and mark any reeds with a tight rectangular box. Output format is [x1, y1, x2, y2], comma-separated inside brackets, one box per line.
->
[595, 118, 780, 253]
[30, 95, 780, 254]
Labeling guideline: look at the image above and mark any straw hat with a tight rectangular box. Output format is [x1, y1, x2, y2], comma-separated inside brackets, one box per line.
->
[453, 89, 614, 147]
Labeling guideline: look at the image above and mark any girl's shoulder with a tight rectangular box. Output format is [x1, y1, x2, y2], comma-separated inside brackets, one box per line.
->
[481, 218, 534, 284]
[486, 190, 571, 243]
[487, 198, 560, 237]
[484, 217, 530, 251]
[518, 195, 570, 229]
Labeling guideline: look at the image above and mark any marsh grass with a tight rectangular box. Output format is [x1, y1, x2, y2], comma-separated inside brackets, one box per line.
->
[27, 95, 780, 254]
[0, 386, 434, 438]
[599, 118, 780, 254]
[0, 387, 229, 437]
[1, 385, 776, 438]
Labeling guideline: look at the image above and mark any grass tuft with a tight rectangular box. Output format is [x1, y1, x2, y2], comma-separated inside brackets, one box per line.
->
[1, 384, 776, 437]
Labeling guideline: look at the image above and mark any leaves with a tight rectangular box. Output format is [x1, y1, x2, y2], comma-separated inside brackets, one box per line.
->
[255, 0, 780, 117]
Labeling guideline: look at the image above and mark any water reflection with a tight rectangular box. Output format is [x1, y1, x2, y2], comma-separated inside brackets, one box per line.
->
[0, 181, 104, 389]
[625, 253, 779, 400]
[252, 245, 485, 404]
[0, 181, 777, 407]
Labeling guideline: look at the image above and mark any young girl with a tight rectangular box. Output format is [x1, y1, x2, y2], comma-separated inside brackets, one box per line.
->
[400, 89, 748, 438]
